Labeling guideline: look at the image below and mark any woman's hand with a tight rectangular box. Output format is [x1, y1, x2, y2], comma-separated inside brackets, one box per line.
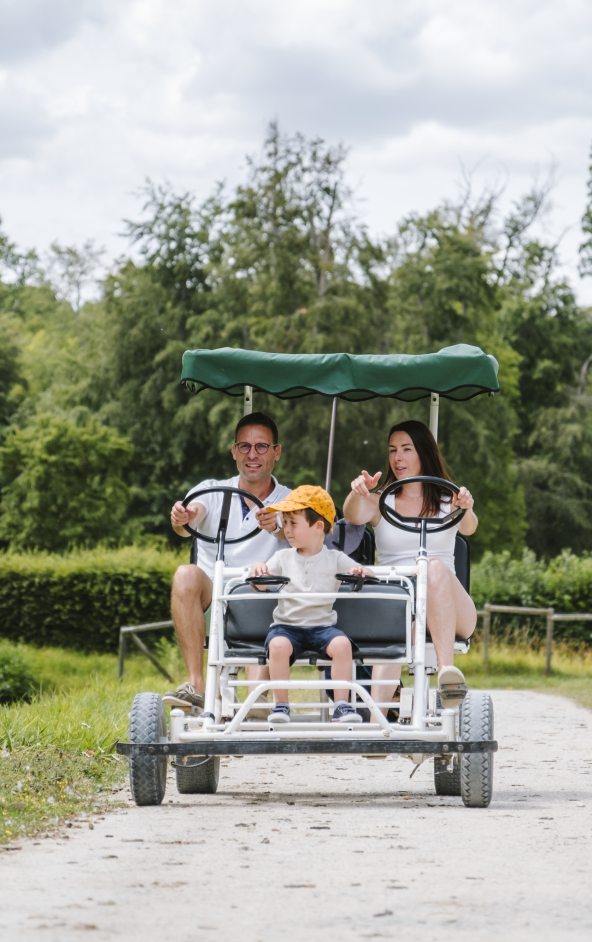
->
[250, 562, 271, 578]
[350, 470, 382, 497]
[452, 487, 474, 512]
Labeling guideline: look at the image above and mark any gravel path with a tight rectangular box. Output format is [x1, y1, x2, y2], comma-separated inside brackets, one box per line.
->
[1, 690, 591, 942]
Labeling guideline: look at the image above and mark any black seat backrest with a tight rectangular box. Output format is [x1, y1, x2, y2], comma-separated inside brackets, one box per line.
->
[454, 533, 471, 594]
[225, 585, 276, 644]
[333, 584, 408, 644]
[224, 582, 409, 647]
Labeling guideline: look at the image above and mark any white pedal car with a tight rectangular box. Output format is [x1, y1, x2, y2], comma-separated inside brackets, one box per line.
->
[117, 345, 499, 808]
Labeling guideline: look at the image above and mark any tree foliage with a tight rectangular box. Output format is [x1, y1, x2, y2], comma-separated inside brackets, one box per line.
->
[2, 125, 592, 560]
[0, 413, 132, 552]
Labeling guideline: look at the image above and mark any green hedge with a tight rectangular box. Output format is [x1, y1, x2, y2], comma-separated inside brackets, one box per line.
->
[0, 548, 181, 654]
[2, 546, 592, 653]
[472, 550, 592, 646]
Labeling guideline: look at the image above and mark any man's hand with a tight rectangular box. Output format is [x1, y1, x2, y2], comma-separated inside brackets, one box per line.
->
[346, 565, 375, 577]
[171, 500, 200, 530]
[250, 562, 271, 577]
[255, 508, 280, 532]
[350, 470, 382, 497]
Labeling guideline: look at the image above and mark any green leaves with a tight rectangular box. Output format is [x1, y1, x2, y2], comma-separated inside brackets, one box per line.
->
[0, 413, 132, 552]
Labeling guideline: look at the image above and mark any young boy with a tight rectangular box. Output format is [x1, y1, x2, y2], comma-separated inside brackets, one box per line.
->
[249, 485, 375, 723]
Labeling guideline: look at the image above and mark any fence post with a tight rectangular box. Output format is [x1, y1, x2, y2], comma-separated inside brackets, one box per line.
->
[545, 608, 555, 677]
[483, 604, 491, 671]
[118, 629, 127, 680]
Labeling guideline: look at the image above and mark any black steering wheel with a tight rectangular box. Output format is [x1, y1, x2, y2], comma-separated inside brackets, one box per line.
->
[245, 575, 290, 592]
[181, 486, 265, 545]
[378, 476, 465, 534]
[336, 573, 381, 593]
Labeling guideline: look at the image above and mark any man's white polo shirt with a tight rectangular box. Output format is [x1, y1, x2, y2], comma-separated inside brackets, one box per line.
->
[184, 475, 291, 580]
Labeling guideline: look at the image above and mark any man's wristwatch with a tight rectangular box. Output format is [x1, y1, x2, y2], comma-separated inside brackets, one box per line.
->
[271, 522, 282, 536]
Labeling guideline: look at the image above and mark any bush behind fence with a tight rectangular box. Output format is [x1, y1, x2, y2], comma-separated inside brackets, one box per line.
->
[472, 549, 592, 646]
[1, 547, 592, 653]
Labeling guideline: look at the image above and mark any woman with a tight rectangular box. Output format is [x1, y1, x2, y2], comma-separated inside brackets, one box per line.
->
[343, 420, 477, 708]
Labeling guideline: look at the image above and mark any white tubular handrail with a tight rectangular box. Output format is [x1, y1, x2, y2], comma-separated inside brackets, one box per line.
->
[223, 681, 393, 735]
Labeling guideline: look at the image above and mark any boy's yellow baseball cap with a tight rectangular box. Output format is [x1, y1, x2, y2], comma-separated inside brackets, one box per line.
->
[267, 485, 336, 526]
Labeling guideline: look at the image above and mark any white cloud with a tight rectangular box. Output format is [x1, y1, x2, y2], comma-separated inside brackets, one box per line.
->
[0, 0, 591, 300]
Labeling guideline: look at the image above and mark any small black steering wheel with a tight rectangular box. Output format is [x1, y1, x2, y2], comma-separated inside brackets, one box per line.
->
[336, 573, 381, 593]
[181, 486, 265, 545]
[378, 476, 465, 534]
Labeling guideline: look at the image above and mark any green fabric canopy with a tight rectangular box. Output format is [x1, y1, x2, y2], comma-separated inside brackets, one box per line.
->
[180, 344, 500, 402]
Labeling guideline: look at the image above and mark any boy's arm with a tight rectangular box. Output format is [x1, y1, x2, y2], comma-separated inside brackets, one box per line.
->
[346, 564, 375, 577]
[336, 551, 375, 578]
[249, 552, 282, 579]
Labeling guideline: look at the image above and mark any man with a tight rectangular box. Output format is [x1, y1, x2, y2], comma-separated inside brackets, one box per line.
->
[164, 412, 291, 711]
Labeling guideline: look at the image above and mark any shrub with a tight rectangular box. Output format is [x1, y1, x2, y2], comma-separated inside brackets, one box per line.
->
[0, 412, 132, 552]
[0, 546, 181, 654]
[472, 549, 592, 646]
[0, 641, 36, 704]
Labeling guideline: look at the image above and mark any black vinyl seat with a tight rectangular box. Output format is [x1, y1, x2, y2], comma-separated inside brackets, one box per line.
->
[223, 534, 471, 663]
[223, 583, 410, 664]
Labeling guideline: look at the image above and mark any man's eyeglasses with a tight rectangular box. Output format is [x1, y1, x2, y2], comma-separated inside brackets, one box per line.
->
[234, 442, 279, 455]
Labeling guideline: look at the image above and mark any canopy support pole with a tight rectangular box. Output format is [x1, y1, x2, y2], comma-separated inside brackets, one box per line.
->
[243, 385, 253, 415]
[429, 392, 439, 442]
[325, 397, 338, 493]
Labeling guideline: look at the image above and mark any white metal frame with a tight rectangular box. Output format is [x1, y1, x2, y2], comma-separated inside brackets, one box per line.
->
[167, 552, 468, 751]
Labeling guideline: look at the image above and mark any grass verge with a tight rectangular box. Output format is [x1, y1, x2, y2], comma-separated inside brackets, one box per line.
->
[1, 637, 591, 845]
[1, 642, 180, 845]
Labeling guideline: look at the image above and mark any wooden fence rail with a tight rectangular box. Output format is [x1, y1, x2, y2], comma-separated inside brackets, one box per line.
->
[118, 607, 592, 680]
[478, 605, 592, 675]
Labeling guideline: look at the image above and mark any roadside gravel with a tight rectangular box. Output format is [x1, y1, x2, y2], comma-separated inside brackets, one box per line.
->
[1, 690, 591, 942]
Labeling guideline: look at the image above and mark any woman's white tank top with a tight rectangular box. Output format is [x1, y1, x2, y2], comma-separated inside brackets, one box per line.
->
[374, 494, 458, 573]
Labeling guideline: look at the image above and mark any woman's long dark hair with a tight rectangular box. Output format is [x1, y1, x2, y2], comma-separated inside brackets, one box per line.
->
[379, 420, 454, 518]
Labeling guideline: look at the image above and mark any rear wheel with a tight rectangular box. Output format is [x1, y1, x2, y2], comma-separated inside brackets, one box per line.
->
[434, 755, 461, 795]
[129, 692, 167, 806]
[175, 756, 220, 794]
[460, 691, 494, 808]
[433, 692, 461, 796]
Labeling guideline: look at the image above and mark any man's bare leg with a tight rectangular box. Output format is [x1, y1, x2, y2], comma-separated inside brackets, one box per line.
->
[172, 565, 270, 698]
[171, 565, 212, 694]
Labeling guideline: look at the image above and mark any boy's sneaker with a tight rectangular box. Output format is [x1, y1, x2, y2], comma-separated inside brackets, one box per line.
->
[332, 703, 363, 723]
[268, 704, 291, 723]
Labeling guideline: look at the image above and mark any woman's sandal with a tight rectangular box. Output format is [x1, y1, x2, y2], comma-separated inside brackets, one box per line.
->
[437, 665, 468, 708]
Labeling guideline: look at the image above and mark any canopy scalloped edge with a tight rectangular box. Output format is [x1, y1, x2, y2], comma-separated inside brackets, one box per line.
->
[180, 344, 500, 402]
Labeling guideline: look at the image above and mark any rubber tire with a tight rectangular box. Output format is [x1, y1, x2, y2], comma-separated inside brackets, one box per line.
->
[433, 692, 461, 796]
[128, 692, 167, 806]
[460, 691, 494, 808]
[175, 756, 220, 794]
[434, 755, 461, 795]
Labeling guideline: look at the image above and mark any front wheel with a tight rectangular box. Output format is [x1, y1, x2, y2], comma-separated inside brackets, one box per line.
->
[129, 692, 167, 806]
[460, 691, 494, 808]
[175, 756, 220, 794]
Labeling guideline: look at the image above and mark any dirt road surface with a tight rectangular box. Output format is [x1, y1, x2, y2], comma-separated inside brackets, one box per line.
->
[1, 690, 591, 942]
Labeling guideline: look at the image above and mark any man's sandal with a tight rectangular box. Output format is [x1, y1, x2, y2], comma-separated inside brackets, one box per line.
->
[437, 666, 468, 709]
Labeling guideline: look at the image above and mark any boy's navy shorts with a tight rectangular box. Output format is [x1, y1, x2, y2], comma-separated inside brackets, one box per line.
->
[265, 625, 354, 666]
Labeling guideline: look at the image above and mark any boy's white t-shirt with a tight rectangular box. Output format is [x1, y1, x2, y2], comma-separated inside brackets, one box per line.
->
[185, 475, 291, 580]
[265, 545, 359, 627]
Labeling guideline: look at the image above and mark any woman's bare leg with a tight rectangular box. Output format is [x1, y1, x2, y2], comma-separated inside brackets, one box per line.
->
[371, 664, 402, 715]
[425, 559, 476, 668]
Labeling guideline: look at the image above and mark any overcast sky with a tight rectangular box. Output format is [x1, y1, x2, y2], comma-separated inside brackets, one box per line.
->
[1, 0, 592, 301]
